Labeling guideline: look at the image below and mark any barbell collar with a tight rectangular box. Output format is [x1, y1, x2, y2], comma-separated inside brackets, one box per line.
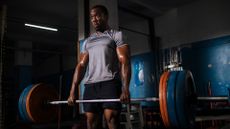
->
[48, 97, 159, 105]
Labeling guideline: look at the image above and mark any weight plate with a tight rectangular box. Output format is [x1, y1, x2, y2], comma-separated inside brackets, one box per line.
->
[25, 83, 58, 123]
[175, 70, 196, 129]
[159, 71, 170, 128]
[167, 71, 179, 128]
[18, 84, 33, 122]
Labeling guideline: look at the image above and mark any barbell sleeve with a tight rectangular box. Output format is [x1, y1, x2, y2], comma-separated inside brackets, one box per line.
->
[197, 96, 229, 102]
[48, 97, 159, 105]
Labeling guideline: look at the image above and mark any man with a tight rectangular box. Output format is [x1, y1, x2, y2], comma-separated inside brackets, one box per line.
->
[68, 5, 131, 129]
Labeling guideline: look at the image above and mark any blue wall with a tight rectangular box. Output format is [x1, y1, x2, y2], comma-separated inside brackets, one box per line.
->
[130, 52, 157, 106]
[181, 36, 230, 96]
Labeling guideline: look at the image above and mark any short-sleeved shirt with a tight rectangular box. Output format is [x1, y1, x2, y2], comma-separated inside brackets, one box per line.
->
[81, 29, 127, 84]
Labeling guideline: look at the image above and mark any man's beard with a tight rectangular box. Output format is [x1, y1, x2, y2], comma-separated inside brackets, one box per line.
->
[94, 21, 108, 32]
[95, 25, 106, 32]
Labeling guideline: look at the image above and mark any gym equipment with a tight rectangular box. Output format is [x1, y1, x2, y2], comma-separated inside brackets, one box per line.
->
[18, 70, 230, 128]
[18, 83, 58, 123]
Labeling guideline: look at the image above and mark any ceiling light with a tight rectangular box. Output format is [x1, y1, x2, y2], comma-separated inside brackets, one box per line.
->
[25, 23, 58, 32]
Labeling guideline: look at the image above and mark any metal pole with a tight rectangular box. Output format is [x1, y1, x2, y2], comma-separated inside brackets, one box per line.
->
[48, 97, 160, 105]
[48, 96, 229, 105]
[57, 54, 63, 129]
[197, 97, 229, 101]
[0, 5, 7, 129]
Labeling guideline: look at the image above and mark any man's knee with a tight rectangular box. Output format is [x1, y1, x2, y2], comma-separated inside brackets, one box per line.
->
[86, 112, 103, 129]
[104, 109, 120, 123]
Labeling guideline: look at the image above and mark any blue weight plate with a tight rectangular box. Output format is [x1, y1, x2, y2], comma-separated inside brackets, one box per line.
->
[18, 85, 34, 121]
[21, 85, 34, 122]
[18, 87, 28, 121]
[166, 71, 179, 128]
[184, 71, 196, 128]
[175, 71, 187, 128]
[175, 70, 196, 129]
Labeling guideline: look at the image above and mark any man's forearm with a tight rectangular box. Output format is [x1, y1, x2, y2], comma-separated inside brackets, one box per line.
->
[70, 52, 89, 95]
[116, 45, 131, 90]
[121, 61, 131, 90]
[70, 64, 86, 95]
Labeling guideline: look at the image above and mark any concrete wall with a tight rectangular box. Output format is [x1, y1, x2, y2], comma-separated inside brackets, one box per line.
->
[155, 0, 230, 48]
[35, 55, 60, 77]
[35, 55, 76, 77]
[119, 10, 151, 55]
[62, 44, 77, 71]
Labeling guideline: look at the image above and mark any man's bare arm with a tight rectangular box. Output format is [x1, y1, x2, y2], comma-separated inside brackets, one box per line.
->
[68, 52, 89, 105]
[116, 44, 131, 102]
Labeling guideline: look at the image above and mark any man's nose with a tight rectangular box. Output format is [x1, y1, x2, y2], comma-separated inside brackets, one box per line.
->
[91, 17, 96, 22]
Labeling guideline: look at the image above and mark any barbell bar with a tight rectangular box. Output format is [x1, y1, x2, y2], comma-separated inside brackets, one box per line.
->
[47, 96, 229, 105]
[48, 97, 160, 105]
[18, 70, 230, 128]
[197, 96, 229, 101]
[47, 96, 229, 104]
[47, 96, 228, 105]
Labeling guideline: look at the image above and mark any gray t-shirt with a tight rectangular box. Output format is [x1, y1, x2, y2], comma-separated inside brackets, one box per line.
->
[81, 29, 127, 84]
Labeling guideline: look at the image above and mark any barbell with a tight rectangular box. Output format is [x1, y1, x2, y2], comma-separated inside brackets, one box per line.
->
[18, 70, 229, 128]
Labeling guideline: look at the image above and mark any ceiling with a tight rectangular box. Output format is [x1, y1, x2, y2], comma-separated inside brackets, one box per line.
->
[7, 0, 78, 53]
[118, 0, 197, 17]
[6, 0, 197, 55]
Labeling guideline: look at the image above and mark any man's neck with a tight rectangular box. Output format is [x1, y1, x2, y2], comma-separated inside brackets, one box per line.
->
[96, 25, 110, 33]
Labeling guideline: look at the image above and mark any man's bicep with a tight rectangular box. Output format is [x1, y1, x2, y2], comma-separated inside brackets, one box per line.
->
[116, 44, 130, 63]
[79, 52, 89, 67]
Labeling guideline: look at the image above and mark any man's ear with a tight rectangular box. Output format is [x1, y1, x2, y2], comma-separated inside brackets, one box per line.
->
[104, 14, 109, 21]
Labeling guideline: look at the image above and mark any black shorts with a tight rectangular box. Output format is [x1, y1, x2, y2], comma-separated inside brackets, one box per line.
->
[83, 79, 122, 113]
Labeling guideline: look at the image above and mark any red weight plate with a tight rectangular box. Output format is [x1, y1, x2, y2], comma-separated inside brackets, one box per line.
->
[159, 71, 170, 128]
[26, 83, 58, 123]
[162, 72, 170, 127]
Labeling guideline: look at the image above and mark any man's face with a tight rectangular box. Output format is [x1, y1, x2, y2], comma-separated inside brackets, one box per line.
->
[90, 8, 108, 31]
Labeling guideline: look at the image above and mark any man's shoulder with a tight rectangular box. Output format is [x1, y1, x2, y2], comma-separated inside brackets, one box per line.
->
[83, 34, 95, 42]
[82, 38, 89, 43]
[108, 29, 122, 34]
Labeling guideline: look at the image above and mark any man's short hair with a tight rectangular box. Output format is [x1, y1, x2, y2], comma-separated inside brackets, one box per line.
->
[91, 5, 109, 17]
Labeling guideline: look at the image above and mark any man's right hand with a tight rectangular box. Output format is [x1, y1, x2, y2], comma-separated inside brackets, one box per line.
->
[67, 94, 76, 106]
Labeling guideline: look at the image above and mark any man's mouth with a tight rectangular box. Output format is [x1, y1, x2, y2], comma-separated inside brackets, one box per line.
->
[94, 23, 99, 26]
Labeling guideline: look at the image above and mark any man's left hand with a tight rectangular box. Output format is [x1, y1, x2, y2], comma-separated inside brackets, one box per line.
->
[120, 89, 130, 103]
